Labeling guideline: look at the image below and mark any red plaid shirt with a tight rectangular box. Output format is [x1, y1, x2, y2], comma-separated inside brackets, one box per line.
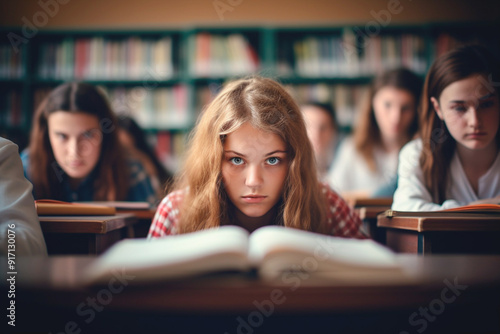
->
[148, 185, 367, 239]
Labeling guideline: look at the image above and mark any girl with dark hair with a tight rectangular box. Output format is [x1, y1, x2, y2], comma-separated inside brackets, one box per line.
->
[21, 82, 157, 205]
[392, 45, 500, 210]
[327, 68, 422, 197]
[148, 76, 365, 238]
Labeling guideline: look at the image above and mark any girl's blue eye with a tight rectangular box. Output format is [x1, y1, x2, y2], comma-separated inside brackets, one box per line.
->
[230, 157, 244, 165]
[267, 157, 280, 165]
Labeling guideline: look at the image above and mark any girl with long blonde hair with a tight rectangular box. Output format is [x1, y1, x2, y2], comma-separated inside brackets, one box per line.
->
[149, 76, 365, 238]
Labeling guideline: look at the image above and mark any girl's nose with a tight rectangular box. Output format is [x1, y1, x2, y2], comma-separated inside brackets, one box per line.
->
[245, 165, 263, 188]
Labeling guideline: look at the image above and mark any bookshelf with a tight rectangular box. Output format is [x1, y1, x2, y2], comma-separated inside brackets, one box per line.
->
[1, 22, 498, 172]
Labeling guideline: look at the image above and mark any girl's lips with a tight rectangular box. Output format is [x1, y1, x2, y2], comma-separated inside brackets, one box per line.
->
[466, 132, 486, 139]
[68, 161, 84, 168]
[242, 195, 266, 203]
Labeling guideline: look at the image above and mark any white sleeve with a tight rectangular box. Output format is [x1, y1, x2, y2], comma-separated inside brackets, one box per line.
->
[392, 139, 460, 211]
[326, 137, 354, 193]
[0, 139, 47, 256]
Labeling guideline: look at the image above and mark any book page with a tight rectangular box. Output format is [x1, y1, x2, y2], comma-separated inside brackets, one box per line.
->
[248, 226, 398, 279]
[84, 225, 250, 284]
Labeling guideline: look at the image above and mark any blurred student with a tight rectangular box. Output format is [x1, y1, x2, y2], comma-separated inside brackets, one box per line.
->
[392, 45, 500, 211]
[21, 82, 157, 205]
[117, 116, 173, 198]
[301, 102, 341, 181]
[148, 77, 365, 238]
[0, 137, 47, 256]
[327, 68, 422, 198]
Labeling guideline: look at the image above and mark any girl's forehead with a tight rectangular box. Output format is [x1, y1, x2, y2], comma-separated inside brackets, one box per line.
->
[441, 75, 494, 100]
[224, 123, 286, 151]
[48, 111, 101, 130]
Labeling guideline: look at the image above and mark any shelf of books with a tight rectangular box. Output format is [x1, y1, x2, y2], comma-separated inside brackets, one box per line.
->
[185, 28, 261, 79]
[0, 22, 498, 173]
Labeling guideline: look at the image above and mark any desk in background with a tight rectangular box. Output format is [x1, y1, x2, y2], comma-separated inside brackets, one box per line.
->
[378, 213, 500, 254]
[39, 213, 137, 255]
[3, 255, 500, 334]
[350, 197, 392, 244]
[357, 206, 391, 244]
[115, 208, 156, 238]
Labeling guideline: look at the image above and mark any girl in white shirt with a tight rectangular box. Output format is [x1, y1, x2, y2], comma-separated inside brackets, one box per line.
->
[327, 68, 422, 198]
[393, 45, 500, 211]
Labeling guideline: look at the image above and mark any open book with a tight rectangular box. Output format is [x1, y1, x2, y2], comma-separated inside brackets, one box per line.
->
[35, 199, 116, 216]
[84, 225, 402, 285]
[384, 203, 500, 218]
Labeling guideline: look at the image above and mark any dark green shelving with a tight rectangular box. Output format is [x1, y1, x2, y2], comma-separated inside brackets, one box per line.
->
[0, 21, 498, 154]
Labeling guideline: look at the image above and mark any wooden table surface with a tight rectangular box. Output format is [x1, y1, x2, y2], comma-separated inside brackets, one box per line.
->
[39, 213, 138, 254]
[3, 255, 500, 333]
[39, 213, 138, 234]
[378, 213, 500, 232]
[378, 213, 500, 254]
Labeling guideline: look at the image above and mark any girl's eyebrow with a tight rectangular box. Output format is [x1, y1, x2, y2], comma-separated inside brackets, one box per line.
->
[264, 150, 287, 157]
[479, 93, 495, 100]
[450, 93, 496, 104]
[53, 128, 98, 135]
[224, 150, 287, 157]
[224, 150, 245, 157]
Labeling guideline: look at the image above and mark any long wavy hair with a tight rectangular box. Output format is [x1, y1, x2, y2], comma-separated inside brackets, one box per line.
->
[28, 82, 128, 200]
[175, 76, 327, 234]
[354, 68, 421, 171]
[419, 45, 500, 203]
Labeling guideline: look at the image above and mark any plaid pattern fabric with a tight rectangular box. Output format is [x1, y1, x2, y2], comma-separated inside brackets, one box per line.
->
[148, 185, 366, 239]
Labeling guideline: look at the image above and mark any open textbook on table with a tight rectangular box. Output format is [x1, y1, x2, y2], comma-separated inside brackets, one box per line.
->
[84, 225, 403, 284]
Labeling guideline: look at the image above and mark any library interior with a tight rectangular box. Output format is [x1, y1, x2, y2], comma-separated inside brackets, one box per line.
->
[1, 1, 500, 333]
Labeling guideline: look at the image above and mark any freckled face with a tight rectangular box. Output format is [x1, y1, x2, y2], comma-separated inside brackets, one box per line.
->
[221, 122, 288, 219]
[48, 111, 103, 181]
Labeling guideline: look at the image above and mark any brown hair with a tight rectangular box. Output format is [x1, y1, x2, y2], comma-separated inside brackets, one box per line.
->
[354, 68, 421, 171]
[420, 45, 500, 203]
[28, 82, 128, 200]
[174, 76, 327, 234]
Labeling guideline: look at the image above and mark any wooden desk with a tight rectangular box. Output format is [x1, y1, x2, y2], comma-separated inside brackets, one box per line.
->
[3, 255, 500, 333]
[378, 213, 500, 254]
[357, 206, 391, 244]
[116, 208, 156, 238]
[39, 213, 137, 255]
[345, 196, 393, 208]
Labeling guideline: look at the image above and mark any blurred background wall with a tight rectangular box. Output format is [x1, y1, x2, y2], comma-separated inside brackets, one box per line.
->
[1, 0, 499, 28]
